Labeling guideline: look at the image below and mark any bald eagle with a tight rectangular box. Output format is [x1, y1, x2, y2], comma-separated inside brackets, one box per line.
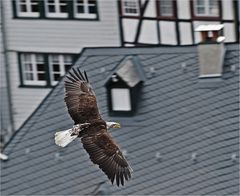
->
[54, 68, 133, 186]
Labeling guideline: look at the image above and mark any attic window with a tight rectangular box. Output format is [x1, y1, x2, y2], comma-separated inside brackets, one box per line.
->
[111, 88, 131, 111]
[122, 0, 140, 16]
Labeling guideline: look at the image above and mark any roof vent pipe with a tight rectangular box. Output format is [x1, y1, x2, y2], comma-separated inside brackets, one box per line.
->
[195, 24, 226, 78]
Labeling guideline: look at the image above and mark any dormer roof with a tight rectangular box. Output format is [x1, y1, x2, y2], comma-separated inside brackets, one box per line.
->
[105, 56, 146, 87]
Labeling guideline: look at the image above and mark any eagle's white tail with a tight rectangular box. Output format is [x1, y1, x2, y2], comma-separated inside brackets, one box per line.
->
[54, 129, 77, 147]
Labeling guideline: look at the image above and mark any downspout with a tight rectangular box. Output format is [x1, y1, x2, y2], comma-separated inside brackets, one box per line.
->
[0, 0, 15, 138]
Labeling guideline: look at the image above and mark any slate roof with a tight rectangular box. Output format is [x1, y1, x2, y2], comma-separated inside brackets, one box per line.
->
[1, 44, 239, 195]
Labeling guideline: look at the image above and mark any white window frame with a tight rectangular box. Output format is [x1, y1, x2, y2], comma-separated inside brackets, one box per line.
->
[49, 54, 72, 85]
[122, 0, 140, 16]
[44, 0, 68, 18]
[16, 0, 40, 17]
[194, 0, 219, 17]
[159, 0, 174, 17]
[74, 0, 97, 19]
[111, 88, 132, 111]
[21, 54, 46, 86]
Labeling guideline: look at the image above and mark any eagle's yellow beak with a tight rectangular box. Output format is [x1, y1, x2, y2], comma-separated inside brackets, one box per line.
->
[113, 123, 121, 128]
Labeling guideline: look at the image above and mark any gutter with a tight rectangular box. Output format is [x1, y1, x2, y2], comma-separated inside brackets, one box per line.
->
[0, 0, 15, 138]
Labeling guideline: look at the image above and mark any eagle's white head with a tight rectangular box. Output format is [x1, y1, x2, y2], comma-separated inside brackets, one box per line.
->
[106, 122, 121, 129]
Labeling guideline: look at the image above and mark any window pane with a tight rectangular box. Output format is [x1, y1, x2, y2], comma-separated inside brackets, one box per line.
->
[20, 4, 27, 12]
[36, 54, 44, 62]
[60, 0, 67, 13]
[48, 0, 55, 3]
[31, 4, 38, 12]
[48, 5, 56, 12]
[197, 7, 205, 14]
[54, 73, 61, 81]
[196, 0, 204, 6]
[38, 73, 46, 81]
[60, 5, 67, 13]
[111, 88, 131, 111]
[209, 0, 217, 6]
[23, 54, 31, 62]
[65, 65, 71, 72]
[209, 0, 218, 15]
[88, 0, 96, 4]
[123, 0, 139, 15]
[89, 6, 96, 14]
[25, 73, 34, 80]
[52, 55, 59, 62]
[24, 63, 33, 71]
[31, 0, 39, 12]
[37, 64, 45, 71]
[159, 0, 173, 16]
[77, 5, 84, 13]
[53, 64, 60, 71]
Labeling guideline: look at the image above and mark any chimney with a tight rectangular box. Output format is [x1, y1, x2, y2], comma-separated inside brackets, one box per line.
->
[195, 24, 226, 78]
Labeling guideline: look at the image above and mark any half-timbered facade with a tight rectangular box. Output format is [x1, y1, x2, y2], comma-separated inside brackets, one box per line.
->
[118, 0, 239, 46]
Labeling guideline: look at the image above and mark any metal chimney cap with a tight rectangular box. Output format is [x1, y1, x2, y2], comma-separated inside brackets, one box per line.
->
[195, 24, 224, 32]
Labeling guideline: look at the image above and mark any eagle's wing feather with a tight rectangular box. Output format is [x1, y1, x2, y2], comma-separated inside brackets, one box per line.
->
[81, 131, 132, 186]
[64, 68, 101, 124]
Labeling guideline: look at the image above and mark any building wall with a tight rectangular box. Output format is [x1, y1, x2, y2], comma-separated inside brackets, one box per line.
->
[0, 1, 12, 143]
[120, 0, 238, 46]
[2, 0, 120, 130]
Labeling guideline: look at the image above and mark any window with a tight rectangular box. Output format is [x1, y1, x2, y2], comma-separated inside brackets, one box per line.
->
[159, 0, 174, 16]
[74, 0, 97, 19]
[13, 0, 98, 19]
[49, 54, 73, 85]
[157, 0, 176, 18]
[111, 88, 131, 111]
[122, 0, 140, 16]
[44, 0, 68, 18]
[20, 54, 46, 85]
[193, 0, 219, 17]
[16, 0, 39, 17]
[19, 53, 74, 87]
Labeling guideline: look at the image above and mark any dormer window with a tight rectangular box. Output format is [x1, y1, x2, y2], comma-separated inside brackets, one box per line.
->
[111, 87, 131, 111]
[105, 56, 146, 116]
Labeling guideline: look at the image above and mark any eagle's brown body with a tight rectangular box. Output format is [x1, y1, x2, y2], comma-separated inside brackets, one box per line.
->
[63, 68, 132, 186]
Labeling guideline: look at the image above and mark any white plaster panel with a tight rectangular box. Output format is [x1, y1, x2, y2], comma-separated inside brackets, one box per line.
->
[222, 0, 234, 20]
[144, 0, 157, 18]
[122, 19, 139, 42]
[159, 21, 177, 45]
[179, 22, 192, 45]
[223, 22, 236, 42]
[177, 0, 191, 19]
[139, 20, 158, 44]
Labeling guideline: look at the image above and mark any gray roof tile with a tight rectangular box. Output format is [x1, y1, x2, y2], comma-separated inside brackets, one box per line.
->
[1, 44, 239, 195]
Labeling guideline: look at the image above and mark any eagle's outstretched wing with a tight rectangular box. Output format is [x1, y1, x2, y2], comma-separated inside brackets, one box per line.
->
[64, 68, 101, 124]
[64, 68, 132, 186]
[81, 131, 133, 186]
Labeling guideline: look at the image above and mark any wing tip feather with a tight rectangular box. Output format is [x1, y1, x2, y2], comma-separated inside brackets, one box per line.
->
[65, 67, 89, 83]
